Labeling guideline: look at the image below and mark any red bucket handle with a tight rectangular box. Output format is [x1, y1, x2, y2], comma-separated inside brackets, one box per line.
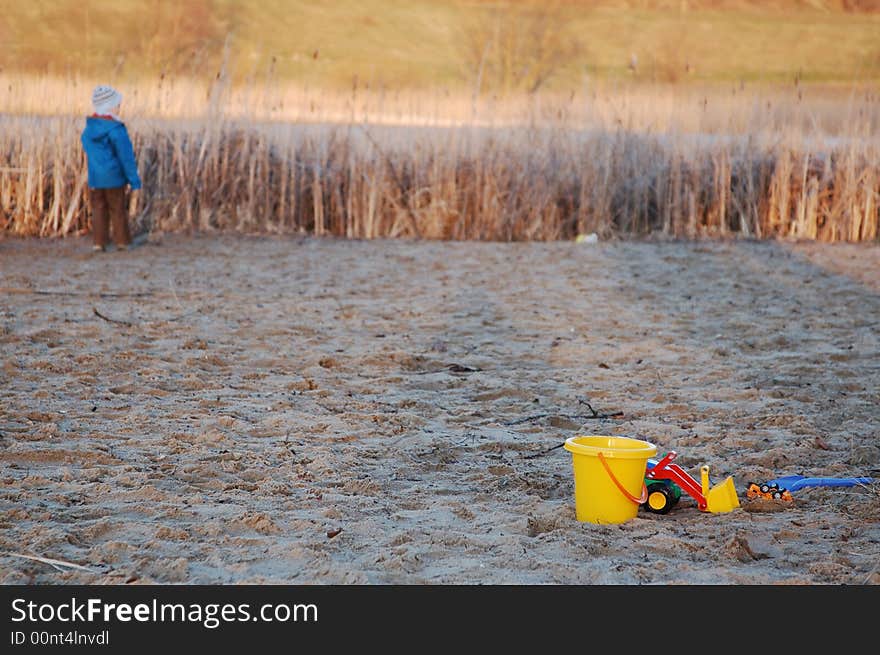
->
[597, 452, 648, 504]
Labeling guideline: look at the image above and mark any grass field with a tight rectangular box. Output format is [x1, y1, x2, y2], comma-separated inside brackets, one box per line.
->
[3, 1, 879, 91]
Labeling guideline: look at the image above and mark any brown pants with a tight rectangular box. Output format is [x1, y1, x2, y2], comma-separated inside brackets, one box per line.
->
[89, 186, 131, 248]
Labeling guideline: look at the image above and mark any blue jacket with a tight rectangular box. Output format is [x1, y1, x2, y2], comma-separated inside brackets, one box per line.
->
[81, 116, 142, 190]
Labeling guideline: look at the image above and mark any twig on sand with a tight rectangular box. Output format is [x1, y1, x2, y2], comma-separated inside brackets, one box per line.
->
[92, 302, 198, 326]
[446, 363, 480, 373]
[523, 443, 566, 459]
[93, 307, 135, 327]
[578, 399, 625, 419]
[505, 413, 553, 425]
[503, 407, 623, 426]
[3, 551, 99, 573]
[413, 363, 482, 375]
[0, 287, 153, 299]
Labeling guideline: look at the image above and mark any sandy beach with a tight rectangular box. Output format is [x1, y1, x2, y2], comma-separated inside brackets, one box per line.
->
[1, 233, 878, 584]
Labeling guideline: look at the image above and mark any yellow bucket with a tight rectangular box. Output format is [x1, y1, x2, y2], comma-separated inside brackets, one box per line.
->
[563, 435, 658, 524]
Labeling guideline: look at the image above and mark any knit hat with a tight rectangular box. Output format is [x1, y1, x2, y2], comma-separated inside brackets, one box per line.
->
[91, 85, 123, 115]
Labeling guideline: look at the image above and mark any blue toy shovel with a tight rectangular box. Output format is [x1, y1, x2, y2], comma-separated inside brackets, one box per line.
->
[765, 475, 874, 493]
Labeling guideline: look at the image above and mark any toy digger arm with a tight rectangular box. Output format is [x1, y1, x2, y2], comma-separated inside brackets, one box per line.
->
[646, 451, 708, 510]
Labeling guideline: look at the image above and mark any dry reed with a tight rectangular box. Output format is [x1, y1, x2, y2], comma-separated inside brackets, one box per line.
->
[1, 74, 878, 243]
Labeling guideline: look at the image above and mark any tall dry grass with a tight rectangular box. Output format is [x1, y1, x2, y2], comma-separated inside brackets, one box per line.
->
[1, 73, 878, 242]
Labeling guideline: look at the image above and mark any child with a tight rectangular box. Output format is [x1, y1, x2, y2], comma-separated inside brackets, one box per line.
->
[80, 85, 142, 252]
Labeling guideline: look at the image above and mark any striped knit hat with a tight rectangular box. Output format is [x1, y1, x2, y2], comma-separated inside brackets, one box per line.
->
[91, 85, 123, 115]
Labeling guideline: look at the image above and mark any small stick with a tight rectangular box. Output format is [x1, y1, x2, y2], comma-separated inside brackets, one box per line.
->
[523, 443, 565, 459]
[505, 413, 549, 425]
[578, 400, 624, 419]
[3, 551, 98, 573]
[503, 410, 623, 426]
[93, 307, 135, 326]
[0, 287, 153, 298]
[98, 291, 153, 299]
